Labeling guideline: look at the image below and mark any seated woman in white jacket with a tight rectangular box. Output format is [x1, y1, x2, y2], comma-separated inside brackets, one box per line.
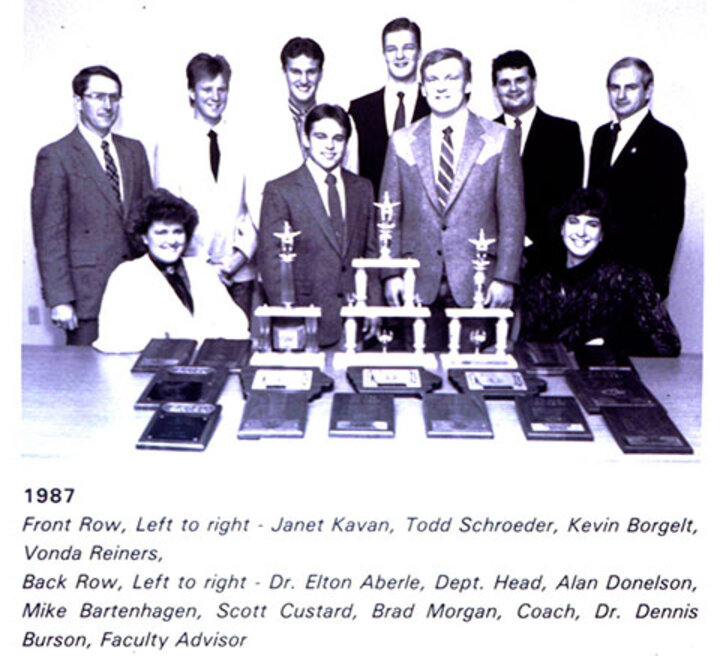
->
[94, 188, 249, 353]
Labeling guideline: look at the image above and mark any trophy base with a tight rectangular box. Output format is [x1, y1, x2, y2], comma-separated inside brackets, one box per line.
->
[250, 351, 326, 369]
[333, 350, 438, 370]
[440, 351, 518, 370]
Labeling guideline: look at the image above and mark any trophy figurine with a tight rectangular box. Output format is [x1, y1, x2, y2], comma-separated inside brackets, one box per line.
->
[469, 228, 496, 307]
[251, 222, 323, 367]
[374, 192, 401, 260]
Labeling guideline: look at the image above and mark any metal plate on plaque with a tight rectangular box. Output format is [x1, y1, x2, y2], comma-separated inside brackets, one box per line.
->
[448, 369, 546, 399]
[516, 341, 572, 375]
[347, 367, 441, 397]
[600, 406, 693, 454]
[131, 338, 197, 373]
[329, 393, 395, 438]
[572, 344, 635, 371]
[192, 338, 251, 372]
[237, 391, 309, 439]
[239, 367, 333, 402]
[565, 370, 659, 414]
[136, 402, 221, 451]
[515, 396, 593, 441]
[423, 394, 493, 438]
[134, 365, 229, 410]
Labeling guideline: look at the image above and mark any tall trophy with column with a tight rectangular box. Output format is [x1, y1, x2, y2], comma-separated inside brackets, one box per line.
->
[439, 228, 517, 369]
[333, 192, 435, 369]
[250, 221, 324, 368]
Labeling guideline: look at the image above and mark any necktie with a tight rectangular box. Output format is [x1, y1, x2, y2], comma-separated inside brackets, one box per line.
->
[208, 129, 220, 181]
[101, 140, 121, 203]
[437, 126, 454, 211]
[289, 99, 309, 157]
[514, 117, 523, 153]
[325, 173, 345, 247]
[607, 122, 621, 165]
[393, 91, 406, 131]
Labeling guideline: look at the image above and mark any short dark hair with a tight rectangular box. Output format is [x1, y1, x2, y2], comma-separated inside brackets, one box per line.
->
[382, 17, 421, 49]
[303, 103, 351, 139]
[281, 37, 324, 70]
[186, 53, 231, 89]
[421, 48, 472, 83]
[491, 50, 536, 85]
[607, 57, 654, 89]
[128, 189, 199, 252]
[562, 187, 610, 222]
[72, 65, 122, 97]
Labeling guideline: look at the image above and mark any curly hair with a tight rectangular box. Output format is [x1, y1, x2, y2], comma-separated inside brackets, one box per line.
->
[127, 188, 199, 253]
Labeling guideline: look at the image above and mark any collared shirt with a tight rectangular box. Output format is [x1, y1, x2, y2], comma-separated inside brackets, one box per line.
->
[77, 121, 124, 200]
[611, 106, 649, 164]
[305, 157, 346, 219]
[383, 79, 420, 135]
[430, 106, 469, 183]
[503, 104, 537, 155]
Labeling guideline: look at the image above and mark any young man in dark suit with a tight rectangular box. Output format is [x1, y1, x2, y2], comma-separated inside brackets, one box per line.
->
[492, 50, 584, 272]
[588, 57, 687, 299]
[258, 104, 379, 347]
[349, 17, 430, 198]
[31, 65, 152, 345]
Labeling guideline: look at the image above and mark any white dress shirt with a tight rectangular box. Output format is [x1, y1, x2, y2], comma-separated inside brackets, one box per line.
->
[611, 106, 649, 165]
[77, 121, 124, 200]
[384, 79, 420, 135]
[503, 104, 537, 155]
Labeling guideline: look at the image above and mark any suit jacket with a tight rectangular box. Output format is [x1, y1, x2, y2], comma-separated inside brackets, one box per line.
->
[496, 108, 583, 264]
[93, 255, 249, 353]
[588, 111, 687, 299]
[349, 86, 430, 198]
[31, 127, 152, 319]
[380, 111, 525, 306]
[258, 164, 379, 346]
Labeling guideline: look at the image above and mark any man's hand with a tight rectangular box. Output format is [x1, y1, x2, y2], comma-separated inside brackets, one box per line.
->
[484, 280, 514, 308]
[384, 277, 405, 307]
[362, 317, 381, 340]
[51, 303, 78, 331]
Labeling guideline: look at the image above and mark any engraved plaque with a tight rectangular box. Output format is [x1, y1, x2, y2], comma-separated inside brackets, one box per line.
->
[565, 370, 659, 414]
[131, 338, 197, 373]
[423, 394, 493, 438]
[601, 406, 693, 454]
[329, 393, 395, 438]
[515, 396, 593, 440]
[192, 338, 251, 372]
[237, 392, 309, 439]
[135, 365, 229, 410]
[347, 367, 441, 397]
[516, 341, 572, 375]
[137, 402, 221, 451]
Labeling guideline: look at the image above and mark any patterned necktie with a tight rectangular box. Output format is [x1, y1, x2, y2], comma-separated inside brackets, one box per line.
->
[437, 126, 454, 211]
[101, 140, 121, 203]
[393, 91, 406, 131]
[325, 172, 345, 247]
[208, 129, 220, 181]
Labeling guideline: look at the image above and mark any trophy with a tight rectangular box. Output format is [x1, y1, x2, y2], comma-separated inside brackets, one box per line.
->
[251, 222, 324, 368]
[333, 192, 435, 369]
[440, 228, 517, 369]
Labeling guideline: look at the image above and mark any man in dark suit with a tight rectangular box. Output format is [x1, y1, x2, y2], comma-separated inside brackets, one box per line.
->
[31, 65, 152, 344]
[589, 57, 686, 299]
[492, 50, 583, 271]
[349, 17, 430, 198]
[381, 48, 525, 350]
[258, 104, 379, 347]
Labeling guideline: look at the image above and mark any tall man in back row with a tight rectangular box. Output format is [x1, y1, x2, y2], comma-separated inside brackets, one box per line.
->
[589, 57, 687, 300]
[380, 48, 525, 350]
[492, 49, 583, 271]
[349, 17, 430, 198]
[31, 65, 152, 345]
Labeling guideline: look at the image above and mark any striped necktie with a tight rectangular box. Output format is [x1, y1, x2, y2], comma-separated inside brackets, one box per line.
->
[437, 126, 454, 211]
[101, 139, 121, 203]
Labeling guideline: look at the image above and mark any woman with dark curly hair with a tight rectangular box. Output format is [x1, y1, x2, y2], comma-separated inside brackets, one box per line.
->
[519, 188, 680, 356]
[93, 188, 248, 353]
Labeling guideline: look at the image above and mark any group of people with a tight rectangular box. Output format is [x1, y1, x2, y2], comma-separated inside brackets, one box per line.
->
[30, 18, 686, 357]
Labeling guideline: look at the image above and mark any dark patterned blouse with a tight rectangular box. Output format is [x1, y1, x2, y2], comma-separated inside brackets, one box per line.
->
[519, 251, 681, 356]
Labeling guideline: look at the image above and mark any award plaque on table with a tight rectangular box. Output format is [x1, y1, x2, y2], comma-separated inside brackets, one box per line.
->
[192, 338, 251, 372]
[448, 368, 546, 399]
[237, 391, 309, 439]
[600, 406, 693, 455]
[329, 393, 395, 438]
[515, 341, 572, 375]
[134, 365, 229, 410]
[239, 367, 333, 402]
[131, 338, 197, 373]
[572, 344, 635, 371]
[136, 402, 221, 451]
[346, 366, 442, 397]
[515, 395, 593, 441]
[565, 370, 659, 414]
[422, 393, 493, 439]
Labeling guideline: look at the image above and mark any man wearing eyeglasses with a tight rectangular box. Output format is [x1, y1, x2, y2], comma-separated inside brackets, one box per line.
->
[31, 65, 152, 345]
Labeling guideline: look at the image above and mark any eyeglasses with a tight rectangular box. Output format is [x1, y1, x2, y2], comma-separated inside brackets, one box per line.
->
[83, 92, 121, 104]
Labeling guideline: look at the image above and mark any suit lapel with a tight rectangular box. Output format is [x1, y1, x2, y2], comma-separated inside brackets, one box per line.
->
[341, 170, 363, 258]
[410, 118, 442, 216]
[113, 135, 134, 213]
[613, 112, 653, 168]
[70, 128, 123, 215]
[445, 113, 485, 211]
[295, 165, 342, 255]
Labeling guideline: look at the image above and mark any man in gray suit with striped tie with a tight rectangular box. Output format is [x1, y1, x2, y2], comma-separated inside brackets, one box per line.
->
[380, 48, 525, 349]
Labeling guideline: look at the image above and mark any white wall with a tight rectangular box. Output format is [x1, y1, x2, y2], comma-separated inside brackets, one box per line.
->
[21, 0, 706, 352]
